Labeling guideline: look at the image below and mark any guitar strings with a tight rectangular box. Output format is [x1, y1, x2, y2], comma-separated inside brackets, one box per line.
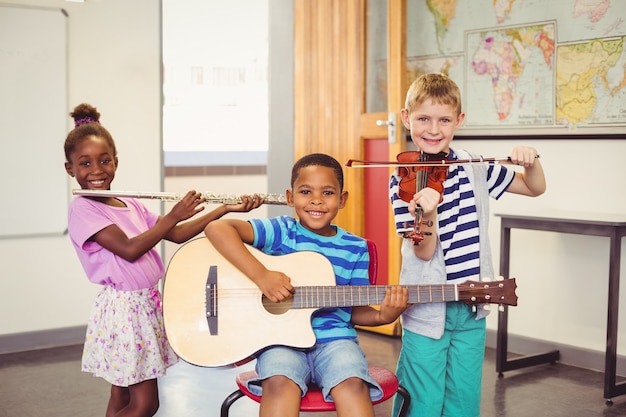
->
[202, 285, 468, 304]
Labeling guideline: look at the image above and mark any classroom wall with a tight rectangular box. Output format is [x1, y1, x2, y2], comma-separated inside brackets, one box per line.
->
[0, 0, 163, 345]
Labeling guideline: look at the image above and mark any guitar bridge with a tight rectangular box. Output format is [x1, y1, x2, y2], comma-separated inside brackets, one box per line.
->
[205, 265, 218, 335]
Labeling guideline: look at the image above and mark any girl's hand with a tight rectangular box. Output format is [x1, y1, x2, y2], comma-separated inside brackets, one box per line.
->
[169, 190, 206, 222]
[227, 194, 265, 213]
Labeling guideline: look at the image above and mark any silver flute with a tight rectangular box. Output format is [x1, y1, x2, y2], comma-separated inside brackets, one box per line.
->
[72, 189, 288, 205]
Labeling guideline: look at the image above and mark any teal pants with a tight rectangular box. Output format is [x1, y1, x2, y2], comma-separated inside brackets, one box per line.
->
[393, 302, 486, 417]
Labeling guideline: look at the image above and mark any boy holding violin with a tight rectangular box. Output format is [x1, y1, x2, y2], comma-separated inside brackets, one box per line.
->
[389, 73, 546, 417]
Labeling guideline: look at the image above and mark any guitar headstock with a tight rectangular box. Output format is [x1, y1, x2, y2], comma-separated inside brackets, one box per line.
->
[457, 277, 518, 307]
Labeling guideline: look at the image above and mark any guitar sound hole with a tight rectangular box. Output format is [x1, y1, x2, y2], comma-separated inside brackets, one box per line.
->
[262, 295, 294, 315]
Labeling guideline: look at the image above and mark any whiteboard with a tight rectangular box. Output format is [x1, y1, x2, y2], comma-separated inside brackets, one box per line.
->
[0, 5, 68, 238]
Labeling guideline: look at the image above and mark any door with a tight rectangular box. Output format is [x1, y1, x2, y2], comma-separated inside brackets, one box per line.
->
[358, 0, 407, 336]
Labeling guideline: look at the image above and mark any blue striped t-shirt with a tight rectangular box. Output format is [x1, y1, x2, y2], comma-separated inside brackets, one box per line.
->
[249, 215, 370, 342]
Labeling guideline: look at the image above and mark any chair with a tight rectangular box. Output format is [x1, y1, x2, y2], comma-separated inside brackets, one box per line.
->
[220, 240, 411, 417]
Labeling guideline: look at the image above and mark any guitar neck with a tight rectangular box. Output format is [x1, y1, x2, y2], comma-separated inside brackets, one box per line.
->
[292, 284, 458, 309]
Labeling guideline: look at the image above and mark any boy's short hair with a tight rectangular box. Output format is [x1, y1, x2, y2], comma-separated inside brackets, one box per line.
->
[404, 73, 462, 116]
[291, 153, 344, 191]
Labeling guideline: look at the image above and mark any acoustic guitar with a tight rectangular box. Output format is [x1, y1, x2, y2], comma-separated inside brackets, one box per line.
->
[163, 238, 517, 367]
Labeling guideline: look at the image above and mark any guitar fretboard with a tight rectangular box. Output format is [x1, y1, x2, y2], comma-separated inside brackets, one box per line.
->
[291, 284, 458, 309]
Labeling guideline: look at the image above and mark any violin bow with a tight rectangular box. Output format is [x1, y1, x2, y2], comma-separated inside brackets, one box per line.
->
[346, 154, 541, 168]
[345, 156, 515, 168]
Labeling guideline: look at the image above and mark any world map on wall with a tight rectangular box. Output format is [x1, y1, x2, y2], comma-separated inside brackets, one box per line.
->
[405, 0, 626, 132]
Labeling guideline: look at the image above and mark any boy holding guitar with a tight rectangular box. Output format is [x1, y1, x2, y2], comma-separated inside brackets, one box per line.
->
[204, 153, 408, 417]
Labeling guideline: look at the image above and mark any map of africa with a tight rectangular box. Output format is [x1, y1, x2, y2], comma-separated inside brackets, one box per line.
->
[405, 0, 626, 132]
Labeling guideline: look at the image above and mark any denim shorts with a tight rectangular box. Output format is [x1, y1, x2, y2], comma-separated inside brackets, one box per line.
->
[246, 338, 383, 402]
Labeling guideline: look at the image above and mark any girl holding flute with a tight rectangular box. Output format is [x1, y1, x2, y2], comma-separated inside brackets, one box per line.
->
[63, 103, 263, 417]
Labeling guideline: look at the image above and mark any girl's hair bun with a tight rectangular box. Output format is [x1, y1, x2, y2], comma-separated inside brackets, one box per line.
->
[70, 103, 101, 127]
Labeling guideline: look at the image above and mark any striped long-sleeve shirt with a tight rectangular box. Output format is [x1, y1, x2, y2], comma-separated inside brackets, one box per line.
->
[389, 148, 514, 284]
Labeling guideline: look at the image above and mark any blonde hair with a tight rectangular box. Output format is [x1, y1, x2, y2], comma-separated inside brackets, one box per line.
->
[404, 73, 462, 115]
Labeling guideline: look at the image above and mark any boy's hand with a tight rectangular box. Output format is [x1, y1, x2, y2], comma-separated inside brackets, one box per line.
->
[509, 146, 539, 167]
[408, 188, 440, 217]
[377, 286, 409, 323]
[256, 270, 295, 303]
[505, 146, 546, 196]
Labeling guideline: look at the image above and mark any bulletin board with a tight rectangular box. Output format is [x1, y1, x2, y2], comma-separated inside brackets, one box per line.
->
[0, 5, 68, 238]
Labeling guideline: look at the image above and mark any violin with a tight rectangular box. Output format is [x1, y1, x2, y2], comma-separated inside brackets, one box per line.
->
[396, 151, 449, 245]
[345, 152, 540, 245]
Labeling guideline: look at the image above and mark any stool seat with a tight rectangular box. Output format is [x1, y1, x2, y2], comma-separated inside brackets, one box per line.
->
[234, 366, 403, 412]
[221, 365, 410, 416]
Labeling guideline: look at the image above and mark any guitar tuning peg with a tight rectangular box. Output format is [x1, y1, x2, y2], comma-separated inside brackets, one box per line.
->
[483, 304, 491, 311]
[499, 304, 505, 312]
[472, 305, 477, 312]
[496, 276, 504, 281]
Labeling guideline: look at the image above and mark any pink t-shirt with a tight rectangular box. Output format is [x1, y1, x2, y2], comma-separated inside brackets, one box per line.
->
[68, 196, 165, 291]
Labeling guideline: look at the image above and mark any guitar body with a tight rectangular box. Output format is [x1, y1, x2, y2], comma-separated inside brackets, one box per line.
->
[163, 238, 336, 367]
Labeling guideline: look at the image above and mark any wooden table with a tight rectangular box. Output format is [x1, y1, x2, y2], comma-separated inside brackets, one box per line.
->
[495, 212, 626, 403]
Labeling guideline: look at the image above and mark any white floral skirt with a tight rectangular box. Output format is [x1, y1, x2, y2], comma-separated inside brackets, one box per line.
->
[81, 285, 179, 386]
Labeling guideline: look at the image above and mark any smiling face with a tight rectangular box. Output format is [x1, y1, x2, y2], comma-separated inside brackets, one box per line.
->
[401, 98, 465, 155]
[286, 165, 348, 237]
[64, 135, 118, 190]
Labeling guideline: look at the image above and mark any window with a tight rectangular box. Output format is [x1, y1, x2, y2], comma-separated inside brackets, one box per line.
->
[162, 0, 269, 167]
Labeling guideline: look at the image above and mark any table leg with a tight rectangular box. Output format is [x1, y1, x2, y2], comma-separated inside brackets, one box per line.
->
[496, 222, 560, 376]
[604, 232, 626, 402]
[496, 225, 511, 376]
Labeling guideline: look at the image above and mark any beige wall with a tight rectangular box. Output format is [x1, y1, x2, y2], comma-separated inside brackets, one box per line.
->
[0, 0, 162, 338]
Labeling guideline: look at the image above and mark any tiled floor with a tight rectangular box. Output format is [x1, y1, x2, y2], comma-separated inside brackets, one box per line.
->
[1, 330, 626, 417]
